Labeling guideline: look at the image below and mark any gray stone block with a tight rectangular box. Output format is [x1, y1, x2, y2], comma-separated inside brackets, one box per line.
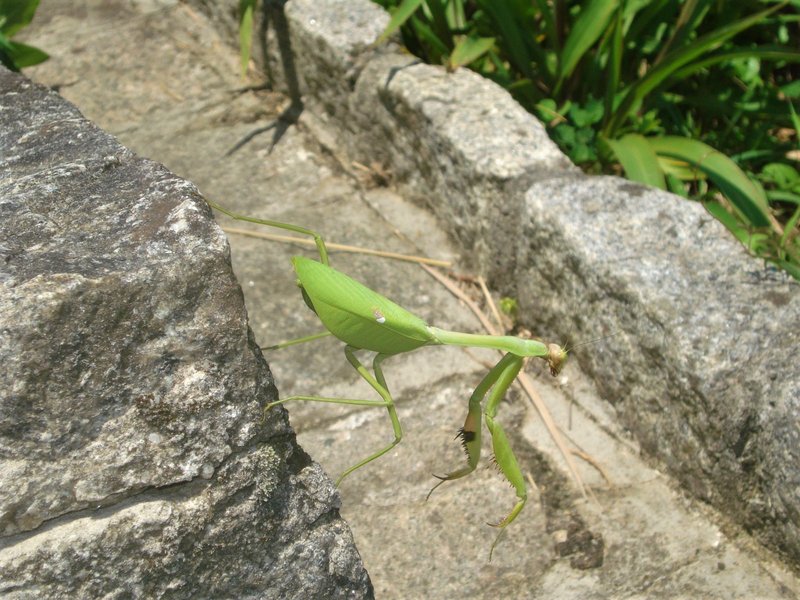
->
[0, 66, 372, 598]
[347, 52, 574, 279]
[515, 174, 800, 561]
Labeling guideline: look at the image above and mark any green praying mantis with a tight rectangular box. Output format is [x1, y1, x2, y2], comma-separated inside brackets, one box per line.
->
[206, 199, 568, 556]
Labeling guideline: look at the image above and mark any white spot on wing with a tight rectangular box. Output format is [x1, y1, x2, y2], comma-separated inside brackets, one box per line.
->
[373, 309, 386, 324]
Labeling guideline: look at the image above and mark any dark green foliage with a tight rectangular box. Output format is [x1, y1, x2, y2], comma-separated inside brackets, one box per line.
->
[0, 0, 48, 71]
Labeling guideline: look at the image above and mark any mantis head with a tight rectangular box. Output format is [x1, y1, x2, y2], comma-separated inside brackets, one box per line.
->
[546, 343, 568, 377]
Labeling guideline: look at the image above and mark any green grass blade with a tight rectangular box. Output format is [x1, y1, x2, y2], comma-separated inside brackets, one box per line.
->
[238, 0, 256, 77]
[657, 155, 707, 182]
[788, 100, 800, 141]
[408, 14, 451, 61]
[448, 0, 467, 30]
[557, 0, 619, 87]
[780, 205, 800, 249]
[605, 134, 666, 189]
[476, 0, 542, 82]
[653, 0, 712, 65]
[606, 3, 784, 136]
[534, 0, 558, 51]
[426, 0, 453, 43]
[603, 7, 623, 128]
[377, 0, 424, 44]
[650, 136, 771, 227]
[767, 190, 800, 205]
[670, 46, 800, 80]
[0, 0, 41, 36]
[448, 36, 495, 70]
[704, 200, 748, 241]
[776, 258, 800, 280]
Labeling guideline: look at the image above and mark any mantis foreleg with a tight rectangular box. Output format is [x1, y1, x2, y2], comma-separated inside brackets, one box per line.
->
[427, 353, 520, 495]
[427, 352, 527, 558]
[264, 345, 402, 486]
[482, 355, 527, 559]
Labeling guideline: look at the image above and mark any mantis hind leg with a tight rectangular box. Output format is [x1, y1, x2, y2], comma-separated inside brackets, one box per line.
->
[205, 198, 330, 265]
[264, 345, 402, 485]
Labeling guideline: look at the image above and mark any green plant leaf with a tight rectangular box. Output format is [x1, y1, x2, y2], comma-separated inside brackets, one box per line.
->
[657, 155, 707, 182]
[408, 14, 450, 62]
[788, 101, 800, 142]
[569, 98, 604, 127]
[557, 0, 619, 86]
[767, 190, 800, 205]
[0, 0, 40, 36]
[476, 0, 542, 82]
[704, 200, 747, 239]
[669, 46, 800, 81]
[781, 79, 800, 99]
[448, 36, 495, 70]
[4, 39, 47, 69]
[603, 7, 623, 128]
[780, 205, 800, 249]
[760, 163, 800, 189]
[606, 134, 666, 189]
[238, 0, 256, 77]
[377, 0, 424, 44]
[775, 258, 800, 280]
[605, 3, 784, 136]
[665, 172, 689, 196]
[650, 136, 771, 227]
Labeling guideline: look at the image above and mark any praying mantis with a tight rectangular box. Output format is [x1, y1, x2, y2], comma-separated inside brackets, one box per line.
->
[206, 199, 568, 556]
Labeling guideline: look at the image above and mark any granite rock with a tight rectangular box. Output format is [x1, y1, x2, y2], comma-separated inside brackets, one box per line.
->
[0, 66, 372, 599]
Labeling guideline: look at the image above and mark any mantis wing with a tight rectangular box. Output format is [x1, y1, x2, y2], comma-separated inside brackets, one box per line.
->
[292, 256, 435, 355]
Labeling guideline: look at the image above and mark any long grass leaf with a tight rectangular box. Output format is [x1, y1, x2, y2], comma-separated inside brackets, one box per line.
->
[780, 205, 800, 249]
[606, 134, 666, 188]
[704, 201, 749, 242]
[606, 3, 784, 136]
[0, 0, 40, 36]
[603, 8, 623, 127]
[653, 0, 712, 65]
[650, 136, 771, 227]
[427, 0, 452, 43]
[448, 36, 495, 71]
[670, 46, 800, 80]
[534, 0, 558, 51]
[448, 0, 467, 30]
[557, 0, 619, 86]
[377, 0, 424, 44]
[776, 258, 800, 280]
[409, 14, 451, 61]
[657, 156, 707, 181]
[788, 100, 800, 142]
[238, 0, 256, 77]
[476, 0, 541, 82]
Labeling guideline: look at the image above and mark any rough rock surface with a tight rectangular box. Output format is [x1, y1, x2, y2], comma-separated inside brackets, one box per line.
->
[0, 66, 372, 598]
[517, 175, 800, 561]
